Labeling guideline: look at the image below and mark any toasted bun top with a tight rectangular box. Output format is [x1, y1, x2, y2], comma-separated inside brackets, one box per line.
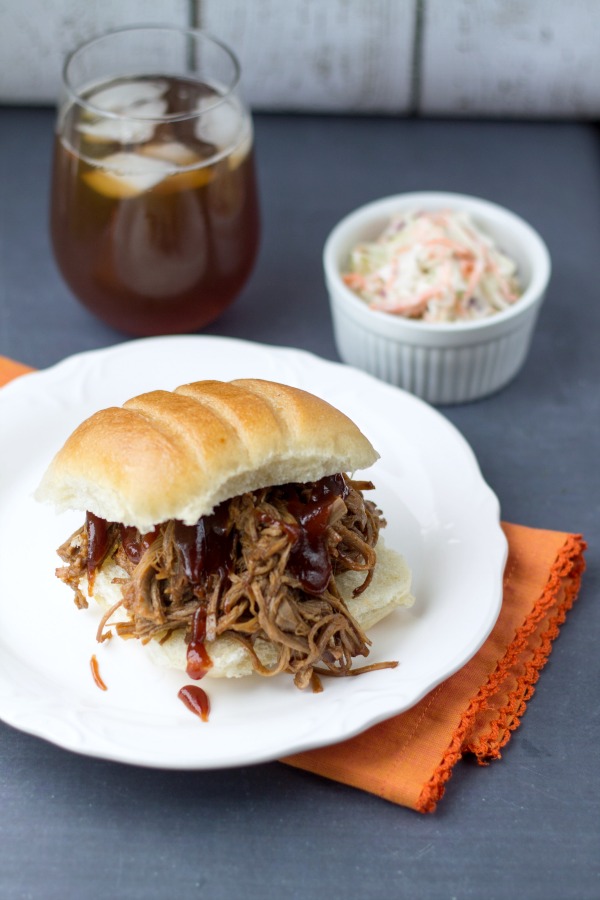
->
[36, 379, 379, 530]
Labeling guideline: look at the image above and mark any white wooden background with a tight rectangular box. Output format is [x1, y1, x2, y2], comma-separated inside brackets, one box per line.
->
[1, 0, 600, 118]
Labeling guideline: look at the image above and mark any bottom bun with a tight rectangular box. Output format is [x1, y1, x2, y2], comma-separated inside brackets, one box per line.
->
[87, 540, 414, 679]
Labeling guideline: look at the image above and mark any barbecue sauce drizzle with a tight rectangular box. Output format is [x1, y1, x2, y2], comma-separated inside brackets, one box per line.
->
[84, 474, 352, 714]
[173, 501, 233, 585]
[186, 607, 214, 679]
[85, 511, 110, 592]
[178, 685, 211, 722]
[86, 475, 347, 596]
[120, 525, 159, 565]
[276, 473, 349, 595]
[86, 515, 162, 583]
[90, 654, 108, 691]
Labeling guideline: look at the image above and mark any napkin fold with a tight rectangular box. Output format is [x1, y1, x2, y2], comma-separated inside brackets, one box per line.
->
[284, 523, 586, 811]
[0, 355, 586, 813]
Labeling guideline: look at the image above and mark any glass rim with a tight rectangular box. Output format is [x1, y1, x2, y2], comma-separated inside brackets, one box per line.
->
[61, 24, 242, 123]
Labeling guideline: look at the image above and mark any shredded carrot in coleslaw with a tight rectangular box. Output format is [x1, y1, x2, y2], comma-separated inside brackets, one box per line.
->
[342, 209, 522, 322]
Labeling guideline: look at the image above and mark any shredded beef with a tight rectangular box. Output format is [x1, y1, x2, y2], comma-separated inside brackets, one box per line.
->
[56, 527, 90, 609]
[56, 475, 386, 689]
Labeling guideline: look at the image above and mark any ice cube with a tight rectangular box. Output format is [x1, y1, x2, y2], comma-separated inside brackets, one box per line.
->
[228, 130, 253, 171]
[78, 119, 155, 144]
[88, 79, 167, 113]
[140, 141, 201, 167]
[77, 99, 168, 144]
[139, 142, 214, 193]
[195, 96, 240, 149]
[82, 152, 173, 198]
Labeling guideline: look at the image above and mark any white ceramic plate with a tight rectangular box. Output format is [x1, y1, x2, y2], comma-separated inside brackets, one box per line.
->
[0, 336, 506, 768]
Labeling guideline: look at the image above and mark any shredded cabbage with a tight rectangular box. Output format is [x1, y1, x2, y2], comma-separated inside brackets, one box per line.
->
[343, 209, 521, 322]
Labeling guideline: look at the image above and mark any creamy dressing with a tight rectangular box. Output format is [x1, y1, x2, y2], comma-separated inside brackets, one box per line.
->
[343, 209, 522, 322]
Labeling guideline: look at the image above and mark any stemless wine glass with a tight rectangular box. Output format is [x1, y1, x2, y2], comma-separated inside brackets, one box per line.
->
[50, 26, 260, 336]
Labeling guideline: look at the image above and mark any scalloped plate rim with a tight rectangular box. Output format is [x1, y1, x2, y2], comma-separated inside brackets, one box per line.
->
[0, 336, 506, 769]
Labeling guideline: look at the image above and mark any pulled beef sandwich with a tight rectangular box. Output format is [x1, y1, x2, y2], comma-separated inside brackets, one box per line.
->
[36, 379, 414, 691]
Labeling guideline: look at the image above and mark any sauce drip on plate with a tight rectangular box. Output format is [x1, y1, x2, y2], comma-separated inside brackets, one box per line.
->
[178, 685, 211, 722]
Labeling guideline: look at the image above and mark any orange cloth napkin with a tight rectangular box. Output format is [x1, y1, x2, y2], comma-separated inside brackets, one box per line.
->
[0, 357, 34, 385]
[284, 523, 585, 811]
[1, 356, 587, 813]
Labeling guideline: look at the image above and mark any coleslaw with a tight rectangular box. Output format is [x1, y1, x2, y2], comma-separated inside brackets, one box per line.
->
[343, 209, 522, 322]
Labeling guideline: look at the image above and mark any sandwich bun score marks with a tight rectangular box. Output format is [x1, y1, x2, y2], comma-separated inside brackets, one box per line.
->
[35, 379, 414, 722]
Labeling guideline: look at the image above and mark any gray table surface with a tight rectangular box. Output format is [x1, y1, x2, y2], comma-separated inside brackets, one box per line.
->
[0, 107, 598, 900]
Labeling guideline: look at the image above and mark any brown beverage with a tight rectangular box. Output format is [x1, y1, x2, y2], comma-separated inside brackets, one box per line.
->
[51, 75, 260, 335]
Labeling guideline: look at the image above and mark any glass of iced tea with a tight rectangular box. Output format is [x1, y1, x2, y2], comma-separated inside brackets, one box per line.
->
[50, 26, 260, 335]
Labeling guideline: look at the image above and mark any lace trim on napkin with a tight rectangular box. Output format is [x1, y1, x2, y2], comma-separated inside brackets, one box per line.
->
[417, 532, 586, 813]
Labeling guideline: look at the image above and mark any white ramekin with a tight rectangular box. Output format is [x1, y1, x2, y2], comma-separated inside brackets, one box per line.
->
[323, 192, 551, 404]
